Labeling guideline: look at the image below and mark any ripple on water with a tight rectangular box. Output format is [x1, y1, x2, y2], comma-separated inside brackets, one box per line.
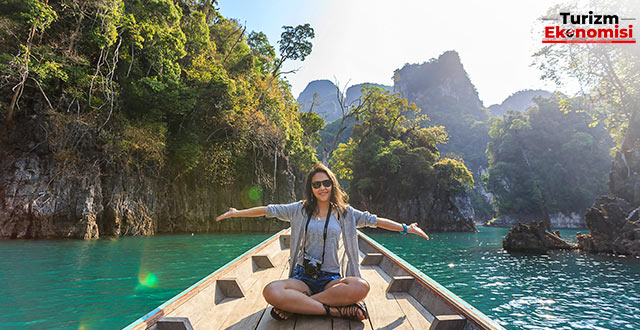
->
[368, 228, 640, 330]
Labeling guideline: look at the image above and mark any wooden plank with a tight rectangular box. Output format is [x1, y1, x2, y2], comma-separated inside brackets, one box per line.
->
[332, 317, 351, 330]
[254, 306, 296, 330]
[156, 317, 194, 330]
[359, 265, 412, 330]
[167, 233, 288, 327]
[429, 315, 466, 330]
[253, 254, 276, 270]
[212, 249, 290, 330]
[167, 281, 217, 327]
[349, 301, 373, 330]
[386, 276, 414, 294]
[293, 315, 331, 330]
[253, 252, 295, 330]
[280, 234, 291, 249]
[215, 278, 245, 303]
[360, 253, 383, 266]
[392, 292, 434, 330]
[183, 243, 287, 329]
[357, 232, 504, 330]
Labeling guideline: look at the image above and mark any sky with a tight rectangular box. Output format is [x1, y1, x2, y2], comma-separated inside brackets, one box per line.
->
[217, 0, 590, 106]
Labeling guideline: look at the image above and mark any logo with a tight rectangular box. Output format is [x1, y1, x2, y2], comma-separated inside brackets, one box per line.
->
[542, 11, 636, 43]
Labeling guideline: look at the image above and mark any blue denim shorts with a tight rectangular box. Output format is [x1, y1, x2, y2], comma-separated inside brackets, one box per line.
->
[291, 264, 341, 295]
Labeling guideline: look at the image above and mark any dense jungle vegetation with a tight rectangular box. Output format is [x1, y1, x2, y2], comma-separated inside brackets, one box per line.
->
[485, 97, 613, 216]
[330, 86, 474, 207]
[0, 0, 321, 189]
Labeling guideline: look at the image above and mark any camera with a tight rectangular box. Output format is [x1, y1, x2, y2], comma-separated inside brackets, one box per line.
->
[302, 254, 322, 277]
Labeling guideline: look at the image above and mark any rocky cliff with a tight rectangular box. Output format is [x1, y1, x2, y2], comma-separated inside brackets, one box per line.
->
[356, 190, 476, 233]
[488, 89, 553, 118]
[393, 50, 490, 174]
[577, 196, 640, 255]
[0, 116, 294, 239]
[297, 80, 391, 123]
[575, 109, 640, 256]
[503, 221, 577, 253]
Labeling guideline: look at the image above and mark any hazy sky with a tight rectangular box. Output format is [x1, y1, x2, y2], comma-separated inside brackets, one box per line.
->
[218, 0, 579, 106]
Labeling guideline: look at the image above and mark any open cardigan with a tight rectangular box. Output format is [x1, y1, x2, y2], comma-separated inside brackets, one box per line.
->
[265, 201, 378, 278]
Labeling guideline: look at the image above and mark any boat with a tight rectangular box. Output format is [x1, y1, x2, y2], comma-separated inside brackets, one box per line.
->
[123, 229, 505, 330]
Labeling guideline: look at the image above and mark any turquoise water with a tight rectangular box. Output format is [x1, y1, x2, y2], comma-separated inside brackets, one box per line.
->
[0, 234, 270, 330]
[368, 228, 640, 330]
[0, 228, 639, 329]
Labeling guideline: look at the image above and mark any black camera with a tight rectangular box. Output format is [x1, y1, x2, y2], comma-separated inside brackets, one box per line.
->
[302, 254, 322, 277]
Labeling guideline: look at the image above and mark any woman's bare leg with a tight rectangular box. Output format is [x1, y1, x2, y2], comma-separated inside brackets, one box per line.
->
[311, 277, 369, 320]
[312, 276, 370, 306]
[262, 276, 370, 320]
[262, 278, 326, 319]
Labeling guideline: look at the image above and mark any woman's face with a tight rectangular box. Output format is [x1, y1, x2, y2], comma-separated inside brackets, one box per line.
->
[311, 172, 332, 204]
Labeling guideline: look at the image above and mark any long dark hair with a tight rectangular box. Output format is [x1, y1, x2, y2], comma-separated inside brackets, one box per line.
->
[302, 163, 348, 217]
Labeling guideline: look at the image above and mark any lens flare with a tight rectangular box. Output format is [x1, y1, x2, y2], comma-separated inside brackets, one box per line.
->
[138, 270, 159, 288]
[248, 186, 263, 201]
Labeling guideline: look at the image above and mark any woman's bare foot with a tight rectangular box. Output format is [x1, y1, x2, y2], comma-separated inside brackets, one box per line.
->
[272, 307, 293, 320]
[329, 304, 366, 320]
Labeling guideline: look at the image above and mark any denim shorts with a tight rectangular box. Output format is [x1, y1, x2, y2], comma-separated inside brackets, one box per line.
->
[291, 264, 341, 295]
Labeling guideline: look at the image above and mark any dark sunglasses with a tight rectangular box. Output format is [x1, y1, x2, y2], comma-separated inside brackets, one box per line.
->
[311, 179, 333, 189]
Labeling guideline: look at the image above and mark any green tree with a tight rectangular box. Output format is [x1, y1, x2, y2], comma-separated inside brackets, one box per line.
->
[533, 0, 640, 153]
[0, 0, 321, 194]
[331, 88, 473, 207]
[485, 97, 612, 218]
[272, 23, 314, 76]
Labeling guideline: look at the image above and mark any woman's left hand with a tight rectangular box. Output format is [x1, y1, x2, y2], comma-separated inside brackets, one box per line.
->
[407, 222, 430, 240]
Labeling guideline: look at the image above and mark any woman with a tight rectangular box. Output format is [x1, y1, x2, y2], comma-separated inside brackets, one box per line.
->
[215, 163, 430, 321]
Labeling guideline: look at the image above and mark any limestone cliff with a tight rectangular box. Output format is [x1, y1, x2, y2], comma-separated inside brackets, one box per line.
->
[577, 110, 640, 256]
[577, 196, 640, 255]
[355, 190, 477, 233]
[0, 116, 292, 239]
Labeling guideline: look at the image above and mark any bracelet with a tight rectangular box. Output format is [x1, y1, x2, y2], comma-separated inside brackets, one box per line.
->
[400, 223, 407, 235]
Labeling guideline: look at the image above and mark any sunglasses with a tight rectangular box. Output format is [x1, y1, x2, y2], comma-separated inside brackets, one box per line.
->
[311, 179, 333, 189]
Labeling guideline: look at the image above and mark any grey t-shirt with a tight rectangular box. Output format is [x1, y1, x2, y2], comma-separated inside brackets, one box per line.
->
[265, 201, 378, 276]
[300, 212, 342, 273]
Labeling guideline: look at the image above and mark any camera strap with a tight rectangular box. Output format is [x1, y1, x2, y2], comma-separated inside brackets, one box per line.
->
[303, 203, 332, 265]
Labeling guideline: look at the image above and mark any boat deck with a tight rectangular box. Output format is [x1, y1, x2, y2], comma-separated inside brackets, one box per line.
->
[126, 230, 504, 330]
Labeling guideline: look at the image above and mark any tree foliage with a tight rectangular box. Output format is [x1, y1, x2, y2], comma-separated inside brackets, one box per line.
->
[485, 97, 612, 216]
[532, 0, 640, 150]
[0, 1, 319, 189]
[393, 51, 491, 173]
[330, 87, 473, 207]
[272, 23, 314, 76]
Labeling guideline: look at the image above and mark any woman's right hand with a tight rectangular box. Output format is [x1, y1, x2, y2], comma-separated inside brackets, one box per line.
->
[216, 207, 238, 221]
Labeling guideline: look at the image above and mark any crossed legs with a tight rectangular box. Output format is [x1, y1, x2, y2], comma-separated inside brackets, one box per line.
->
[262, 276, 369, 320]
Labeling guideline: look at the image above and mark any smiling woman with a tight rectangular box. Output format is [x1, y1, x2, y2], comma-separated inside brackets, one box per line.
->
[215, 163, 430, 321]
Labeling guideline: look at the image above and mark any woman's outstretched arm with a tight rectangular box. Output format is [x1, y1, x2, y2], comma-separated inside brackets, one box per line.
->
[376, 217, 430, 240]
[216, 206, 266, 221]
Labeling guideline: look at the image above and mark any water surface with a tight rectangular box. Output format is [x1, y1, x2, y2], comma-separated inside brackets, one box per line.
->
[1, 228, 639, 329]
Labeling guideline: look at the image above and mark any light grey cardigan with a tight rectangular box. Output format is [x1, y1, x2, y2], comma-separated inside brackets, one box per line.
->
[265, 201, 378, 278]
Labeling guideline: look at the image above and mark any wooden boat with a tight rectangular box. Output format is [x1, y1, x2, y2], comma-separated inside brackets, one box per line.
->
[123, 229, 505, 330]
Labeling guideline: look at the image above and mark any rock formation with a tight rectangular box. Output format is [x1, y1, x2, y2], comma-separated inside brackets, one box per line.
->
[357, 190, 477, 233]
[577, 196, 640, 255]
[503, 222, 577, 252]
[0, 116, 292, 239]
[577, 111, 640, 256]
